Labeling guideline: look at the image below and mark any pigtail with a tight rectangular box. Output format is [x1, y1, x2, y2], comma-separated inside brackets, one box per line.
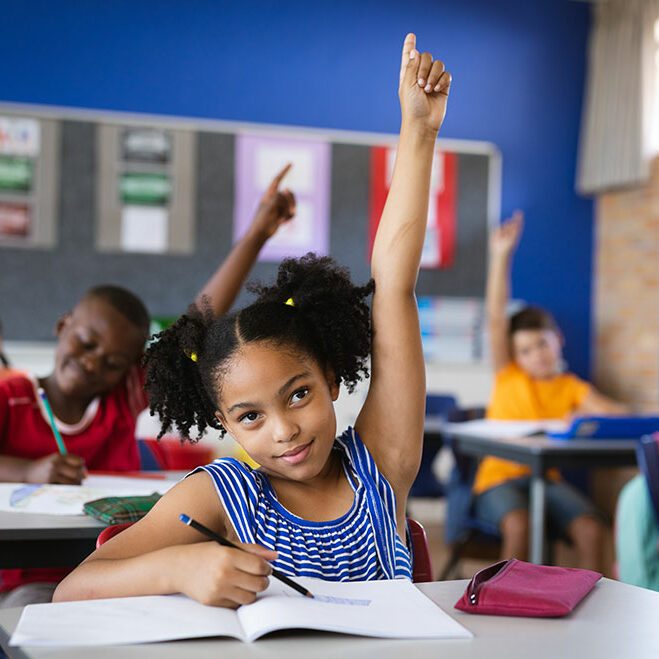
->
[143, 303, 222, 441]
[247, 253, 374, 392]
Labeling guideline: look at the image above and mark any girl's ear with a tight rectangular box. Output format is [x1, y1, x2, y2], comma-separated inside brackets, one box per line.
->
[325, 368, 340, 401]
[215, 410, 228, 430]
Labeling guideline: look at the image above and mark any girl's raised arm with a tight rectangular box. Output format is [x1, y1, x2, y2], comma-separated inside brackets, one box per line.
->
[355, 34, 451, 503]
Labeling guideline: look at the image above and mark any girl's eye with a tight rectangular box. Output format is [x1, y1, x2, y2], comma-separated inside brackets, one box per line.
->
[238, 411, 260, 425]
[290, 387, 309, 404]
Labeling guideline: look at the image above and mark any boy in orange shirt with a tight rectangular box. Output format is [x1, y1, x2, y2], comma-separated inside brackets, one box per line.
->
[473, 211, 627, 570]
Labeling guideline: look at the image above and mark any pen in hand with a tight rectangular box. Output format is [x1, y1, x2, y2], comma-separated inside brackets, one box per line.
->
[179, 513, 314, 599]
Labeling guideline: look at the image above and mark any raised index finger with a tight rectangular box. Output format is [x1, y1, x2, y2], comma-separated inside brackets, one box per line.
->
[266, 163, 292, 195]
[399, 33, 416, 83]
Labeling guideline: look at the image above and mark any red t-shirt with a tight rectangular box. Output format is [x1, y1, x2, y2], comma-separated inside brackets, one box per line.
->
[0, 368, 147, 591]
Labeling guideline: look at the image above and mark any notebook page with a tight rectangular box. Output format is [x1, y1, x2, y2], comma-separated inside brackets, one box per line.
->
[237, 577, 472, 642]
[10, 594, 245, 646]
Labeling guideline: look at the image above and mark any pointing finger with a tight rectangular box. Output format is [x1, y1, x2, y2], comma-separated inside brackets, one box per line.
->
[266, 163, 292, 195]
[399, 33, 416, 84]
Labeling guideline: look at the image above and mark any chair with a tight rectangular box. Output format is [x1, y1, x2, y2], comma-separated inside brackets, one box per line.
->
[138, 438, 215, 471]
[438, 406, 501, 580]
[96, 522, 133, 549]
[408, 517, 433, 583]
[409, 394, 457, 498]
[636, 433, 659, 526]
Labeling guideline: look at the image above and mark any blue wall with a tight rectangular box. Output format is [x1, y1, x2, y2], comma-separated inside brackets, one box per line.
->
[0, 0, 593, 376]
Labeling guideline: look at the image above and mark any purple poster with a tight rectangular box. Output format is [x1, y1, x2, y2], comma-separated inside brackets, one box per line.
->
[233, 133, 331, 261]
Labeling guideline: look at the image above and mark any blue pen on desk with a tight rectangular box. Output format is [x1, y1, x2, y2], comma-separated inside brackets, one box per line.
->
[179, 513, 314, 598]
[38, 387, 67, 455]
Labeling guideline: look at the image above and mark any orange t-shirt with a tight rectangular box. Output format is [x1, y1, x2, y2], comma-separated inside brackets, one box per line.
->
[472, 362, 591, 494]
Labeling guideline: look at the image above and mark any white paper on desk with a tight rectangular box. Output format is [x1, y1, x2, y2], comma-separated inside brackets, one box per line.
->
[0, 475, 174, 515]
[444, 418, 568, 438]
[11, 577, 472, 646]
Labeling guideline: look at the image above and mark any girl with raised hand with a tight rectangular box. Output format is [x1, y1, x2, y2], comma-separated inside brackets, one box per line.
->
[55, 34, 451, 607]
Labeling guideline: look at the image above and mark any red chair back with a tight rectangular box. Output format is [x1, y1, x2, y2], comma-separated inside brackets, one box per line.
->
[96, 523, 133, 549]
[408, 517, 433, 582]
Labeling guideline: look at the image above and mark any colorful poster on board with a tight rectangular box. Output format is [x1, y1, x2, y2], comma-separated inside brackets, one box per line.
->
[368, 146, 457, 269]
[0, 202, 30, 238]
[0, 117, 40, 157]
[233, 134, 331, 261]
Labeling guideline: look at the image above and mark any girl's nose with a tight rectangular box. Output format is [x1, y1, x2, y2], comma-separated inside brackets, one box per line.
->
[271, 415, 299, 443]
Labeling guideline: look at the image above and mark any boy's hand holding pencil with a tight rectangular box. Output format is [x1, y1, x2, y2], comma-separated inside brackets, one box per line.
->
[24, 452, 86, 485]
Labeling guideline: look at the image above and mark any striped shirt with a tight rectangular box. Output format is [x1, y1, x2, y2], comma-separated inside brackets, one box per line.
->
[194, 427, 412, 581]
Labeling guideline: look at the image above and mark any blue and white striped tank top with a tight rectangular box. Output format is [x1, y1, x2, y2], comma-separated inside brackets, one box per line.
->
[194, 427, 412, 581]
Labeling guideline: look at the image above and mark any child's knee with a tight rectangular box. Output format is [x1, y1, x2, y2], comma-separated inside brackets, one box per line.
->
[500, 509, 529, 540]
[569, 514, 605, 547]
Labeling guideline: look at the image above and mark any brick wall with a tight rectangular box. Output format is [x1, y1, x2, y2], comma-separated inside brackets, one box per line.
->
[593, 157, 659, 413]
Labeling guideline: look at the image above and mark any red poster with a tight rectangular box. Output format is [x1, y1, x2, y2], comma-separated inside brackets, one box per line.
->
[369, 146, 457, 269]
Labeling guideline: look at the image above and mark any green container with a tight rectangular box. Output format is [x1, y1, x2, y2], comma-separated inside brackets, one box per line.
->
[120, 173, 171, 204]
[0, 157, 33, 191]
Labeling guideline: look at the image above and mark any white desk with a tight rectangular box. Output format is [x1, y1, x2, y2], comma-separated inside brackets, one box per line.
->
[0, 473, 186, 568]
[1, 578, 658, 658]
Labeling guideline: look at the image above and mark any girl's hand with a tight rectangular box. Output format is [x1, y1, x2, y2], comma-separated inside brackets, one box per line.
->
[399, 33, 451, 133]
[249, 164, 296, 240]
[175, 540, 278, 608]
[25, 453, 86, 484]
[490, 210, 524, 258]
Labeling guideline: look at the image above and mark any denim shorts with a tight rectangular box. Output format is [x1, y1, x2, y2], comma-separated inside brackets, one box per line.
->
[472, 477, 600, 534]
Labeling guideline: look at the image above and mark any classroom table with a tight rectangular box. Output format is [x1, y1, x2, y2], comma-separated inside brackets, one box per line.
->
[1, 577, 658, 658]
[429, 417, 638, 564]
[0, 473, 186, 569]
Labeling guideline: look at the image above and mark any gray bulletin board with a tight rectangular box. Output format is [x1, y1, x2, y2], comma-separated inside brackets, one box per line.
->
[0, 105, 500, 341]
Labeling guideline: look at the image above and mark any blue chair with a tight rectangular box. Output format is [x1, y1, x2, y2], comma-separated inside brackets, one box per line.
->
[409, 394, 457, 498]
[438, 406, 501, 580]
[636, 433, 659, 526]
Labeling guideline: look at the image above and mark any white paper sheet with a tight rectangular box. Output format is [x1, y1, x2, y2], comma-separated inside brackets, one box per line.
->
[444, 418, 568, 438]
[120, 205, 168, 253]
[0, 475, 174, 515]
[11, 577, 472, 647]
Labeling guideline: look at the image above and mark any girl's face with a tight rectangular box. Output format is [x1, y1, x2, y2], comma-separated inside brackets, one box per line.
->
[216, 342, 340, 482]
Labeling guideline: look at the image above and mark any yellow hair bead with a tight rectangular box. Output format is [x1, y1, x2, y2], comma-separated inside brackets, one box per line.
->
[285, 298, 295, 307]
[184, 350, 198, 362]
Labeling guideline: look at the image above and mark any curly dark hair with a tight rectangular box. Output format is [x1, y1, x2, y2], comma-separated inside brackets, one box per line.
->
[143, 253, 374, 441]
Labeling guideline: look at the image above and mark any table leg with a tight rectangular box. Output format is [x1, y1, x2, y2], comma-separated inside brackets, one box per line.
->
[529, 475, 546, 564]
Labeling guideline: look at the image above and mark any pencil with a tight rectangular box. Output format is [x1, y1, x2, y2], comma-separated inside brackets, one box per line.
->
[179, 513, 314, 599]
[37, 387, 67, 455]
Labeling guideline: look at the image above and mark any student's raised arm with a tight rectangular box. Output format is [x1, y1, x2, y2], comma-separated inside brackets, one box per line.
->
[355, 34, 451, 500]
[486, 211, 523, 372]
[195, 165, 295, 317]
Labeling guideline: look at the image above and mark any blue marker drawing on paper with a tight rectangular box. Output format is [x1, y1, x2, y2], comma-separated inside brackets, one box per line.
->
[10, 484, 40, 507]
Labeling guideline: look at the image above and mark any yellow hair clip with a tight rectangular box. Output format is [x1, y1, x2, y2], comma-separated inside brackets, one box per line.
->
[285, 298, 295, 307]
[185, 350, 198, 362]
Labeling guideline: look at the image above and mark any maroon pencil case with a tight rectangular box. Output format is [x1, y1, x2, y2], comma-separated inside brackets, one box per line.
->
[455, 558, 601, 617]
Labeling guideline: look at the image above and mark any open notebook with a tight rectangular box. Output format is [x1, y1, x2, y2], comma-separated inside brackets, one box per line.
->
[11, 577, 472, 647]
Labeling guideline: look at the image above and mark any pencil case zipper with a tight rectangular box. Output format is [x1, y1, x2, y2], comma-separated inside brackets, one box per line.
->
[467, 559, 515, 605]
